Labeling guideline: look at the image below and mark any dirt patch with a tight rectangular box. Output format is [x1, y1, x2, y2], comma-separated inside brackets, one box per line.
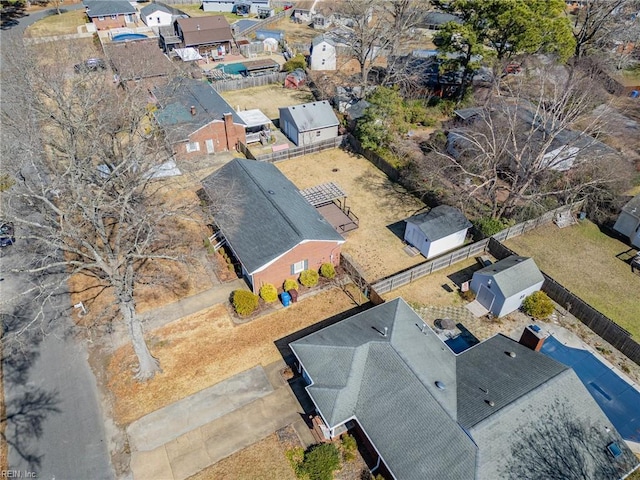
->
[105, 285, 361, 426]
[220, 84, 315, 120]
[276, 149, 427, 282]
[186, 433, 298, 480]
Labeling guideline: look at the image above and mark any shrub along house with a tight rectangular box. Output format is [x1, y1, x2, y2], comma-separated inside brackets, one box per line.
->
[279, 101, 339, 146]
[151, 77, 246, 159]
[202, 159, 345, 293]
[470, 255, 544, 317]
[404, 205, 472, 259]
[290, 298, 638, 480]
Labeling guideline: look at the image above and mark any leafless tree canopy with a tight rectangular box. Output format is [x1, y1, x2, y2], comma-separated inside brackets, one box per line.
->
[1, 40, 193, 380]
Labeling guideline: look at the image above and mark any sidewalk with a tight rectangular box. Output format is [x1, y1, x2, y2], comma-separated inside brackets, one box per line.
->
[129, 362, 315, 480]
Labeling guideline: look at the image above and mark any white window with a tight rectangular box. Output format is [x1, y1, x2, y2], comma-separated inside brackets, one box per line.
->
[157, 16, 161, 23]
[205, 139, 214, 154]
[110, 14, 117, 19]
[322, 44, 326, 51]
[322, 59, 325, 65]
[186, 141, 200, 153]
[98, 16, 104, 20]
[291, 260, 307, 274]
[316, 131, 321, 137]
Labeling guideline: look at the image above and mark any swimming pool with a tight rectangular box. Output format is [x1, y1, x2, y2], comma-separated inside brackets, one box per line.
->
[112, 33, 148, 42]
[216, 62, 246, 75]
[541, 336, 640, 442]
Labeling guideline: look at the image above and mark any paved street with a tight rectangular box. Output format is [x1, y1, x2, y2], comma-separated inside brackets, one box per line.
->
[1, 7, 114, 479]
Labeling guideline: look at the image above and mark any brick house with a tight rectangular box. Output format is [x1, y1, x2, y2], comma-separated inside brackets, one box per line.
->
[84, 0, 138, 30]
[202, 159, 345, 293]
[151, 77, 246, 159]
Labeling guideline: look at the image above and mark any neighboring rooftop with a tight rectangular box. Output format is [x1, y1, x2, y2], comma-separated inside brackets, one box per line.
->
[104, 39, 175, 81]
[279, 100, 339, 132]
[406, 205, 472, 241]
[140, 2, 173, 17]
[202, 159, 344, 274]
[621, 194, 640, 217]
[152, 77, 244, 144]
[176, 15, 233, 46]
[84, 0, 136, 17]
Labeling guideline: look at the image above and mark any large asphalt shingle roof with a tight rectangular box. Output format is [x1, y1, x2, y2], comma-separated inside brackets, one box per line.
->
[406, 205, 472, 241]
[202, 159, 344, 274]
[152, 77, 244, 144]
[290, 298, 636, 479]
[84, 0, 136, 17]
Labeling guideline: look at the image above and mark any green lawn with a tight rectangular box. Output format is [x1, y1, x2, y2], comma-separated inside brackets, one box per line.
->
[173, 3, 250, 21]
[25, 9, 86, 37]
[505, 220, 640, 339]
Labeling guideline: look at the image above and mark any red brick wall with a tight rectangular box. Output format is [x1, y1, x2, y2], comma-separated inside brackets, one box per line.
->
[91, 15, 127, 30]
[173, 120, 246, 160]
[251, 240, 342, 293]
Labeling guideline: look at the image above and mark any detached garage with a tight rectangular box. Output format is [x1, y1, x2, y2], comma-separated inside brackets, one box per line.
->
[278, 101, 339, 146]
[470, 256, 544, 317]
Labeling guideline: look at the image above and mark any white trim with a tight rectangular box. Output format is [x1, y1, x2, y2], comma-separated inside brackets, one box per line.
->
[249, 238, 345, 275]
[186, 141, 200, 153]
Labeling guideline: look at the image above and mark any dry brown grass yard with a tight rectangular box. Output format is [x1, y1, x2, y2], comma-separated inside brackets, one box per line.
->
[106, 285, 362, 425]
[220, 84, 315, 121]
[186, 434, 297, 480]
[277, 150, 427, 281]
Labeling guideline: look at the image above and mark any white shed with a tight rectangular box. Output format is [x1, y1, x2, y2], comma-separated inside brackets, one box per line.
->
[613, 194, 640, 248]
[404, 205, 471, 259]
[140, 3, 174, 27]
[470, 256, 544, 318]
[278, 101, 339, 146]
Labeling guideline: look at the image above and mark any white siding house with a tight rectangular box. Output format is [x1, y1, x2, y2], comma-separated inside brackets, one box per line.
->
[470, 256, 544, 318]
[202, 0, 269, 14]
[278, 101, 339, 146]
[140, 3, 174, 28]
[404, 205, 471, 259]
[310, 34, 337, 70]
[613, 194, 640, 248]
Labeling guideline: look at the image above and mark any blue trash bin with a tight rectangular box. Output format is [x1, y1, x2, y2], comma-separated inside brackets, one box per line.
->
[281, 291, 291, 307]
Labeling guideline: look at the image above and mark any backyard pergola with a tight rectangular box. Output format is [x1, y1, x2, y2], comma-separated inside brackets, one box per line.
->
[299, 182, 359, 234]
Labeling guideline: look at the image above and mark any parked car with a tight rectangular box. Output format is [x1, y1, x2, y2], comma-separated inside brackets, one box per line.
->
[74, 58, 107, 73]
[0, 222, 15, 247]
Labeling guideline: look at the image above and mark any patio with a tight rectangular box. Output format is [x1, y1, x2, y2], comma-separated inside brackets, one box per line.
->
[299, 182, 359, 235]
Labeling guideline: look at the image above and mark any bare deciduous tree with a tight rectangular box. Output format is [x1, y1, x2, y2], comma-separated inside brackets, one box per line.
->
[571, 0, 631, 59]
[1, 41, 195, 380]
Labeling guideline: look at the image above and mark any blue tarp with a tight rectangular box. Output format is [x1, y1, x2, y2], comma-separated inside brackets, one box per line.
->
[541, 336, 640, 442]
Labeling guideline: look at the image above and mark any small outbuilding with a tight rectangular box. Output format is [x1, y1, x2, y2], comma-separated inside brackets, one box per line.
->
[613, 194, 640, 248]
[284, 68, 306, 89]
[278, 100, 339, 146]
[404, 205, 471, 259]
[470, 256, 544, 318]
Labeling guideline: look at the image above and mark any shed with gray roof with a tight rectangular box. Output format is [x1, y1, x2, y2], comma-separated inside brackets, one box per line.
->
[290, 298, 638, 480]
[470, 255, 544, 317]
[278, 101, 339, 146]
[613, 194, 640, 248]
[404, 205, 472, 259]
[202, 159, 344, 293]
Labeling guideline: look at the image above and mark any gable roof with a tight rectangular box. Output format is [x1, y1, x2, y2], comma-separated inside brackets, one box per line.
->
[621, 194, 640, 219]
[84, 0, 136, 17]
[140, 2, 173, 17]
[202, 159, 344, 274]
[279, 100, 339, 132]
[176, 15, 233, 47]
[104, 39, 175, 81]
[473, 255, 544, 298]
[312, 34, 336, 47]
[406, 205, 472, 241]
[152, 77, 244, 144]
[291, 298, 637, 479]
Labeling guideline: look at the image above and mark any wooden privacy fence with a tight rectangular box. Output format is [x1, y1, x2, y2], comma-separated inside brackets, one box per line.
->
[487, 238, 640, 365]
[370, 201, 584, 295]
[210, 72, 287, 92]
[239, 135, 348, 163]
[345, 135, 400, 182]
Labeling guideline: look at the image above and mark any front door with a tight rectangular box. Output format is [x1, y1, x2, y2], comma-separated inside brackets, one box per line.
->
[476, 284, 495, 311]
[205, 139, 215, 154]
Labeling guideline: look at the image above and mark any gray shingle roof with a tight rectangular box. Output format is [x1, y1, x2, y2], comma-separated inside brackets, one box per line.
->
[152, 77, 244, 144]
[474, 256, 544, 298]
[202, 159, 344, 274]
[406, 205, 472, 241]
[140, 3, 173, 17]
[290, 298, 637, 479]
[621, 194, 640, 218]
[84, 0, 136, 17]
[279, 100, 339, 132]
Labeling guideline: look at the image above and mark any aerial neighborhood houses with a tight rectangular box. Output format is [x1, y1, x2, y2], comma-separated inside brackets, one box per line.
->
[22, 1, 640, 478]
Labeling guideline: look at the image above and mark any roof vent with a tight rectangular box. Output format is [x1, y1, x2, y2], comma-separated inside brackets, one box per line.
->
[196, 24, 200, 30]
[435, 381, 446, 390]
[268, 190, 275, 194]
[507, 351, 516, 358]
[485, 399, 495, 407]
[190, 105, 196, 116]
[383, 327, 388, 337]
